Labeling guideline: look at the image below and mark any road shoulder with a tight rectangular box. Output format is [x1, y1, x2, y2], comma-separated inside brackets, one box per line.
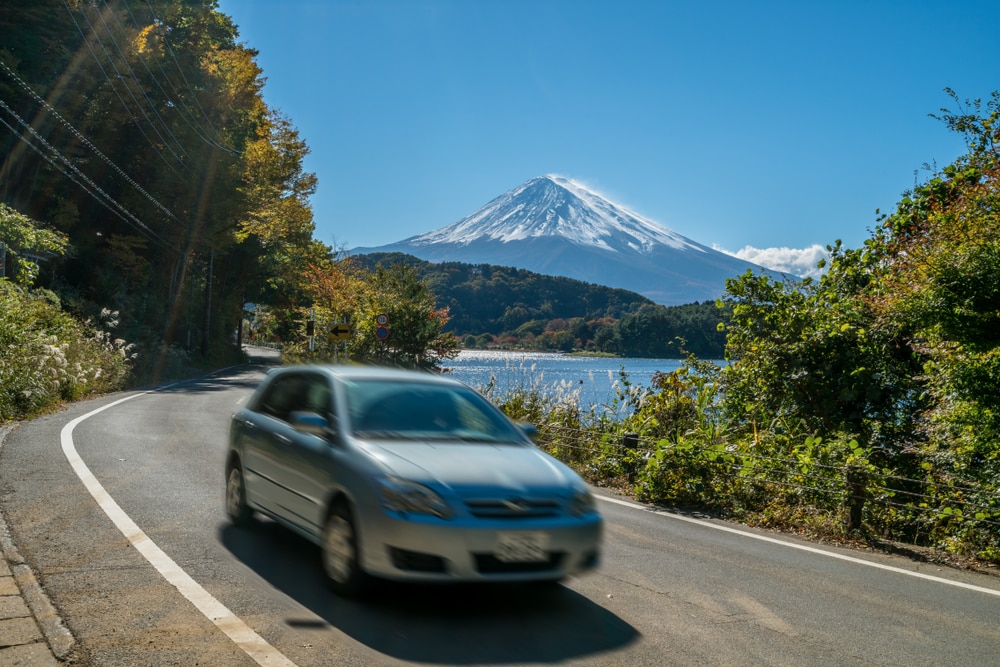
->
[0, 423, 75, 665]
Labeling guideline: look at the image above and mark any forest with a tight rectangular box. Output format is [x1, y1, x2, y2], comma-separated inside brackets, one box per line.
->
[1, 0, 322, 375]
[353, 252, 730, 358]
[0, 0, 463, 419]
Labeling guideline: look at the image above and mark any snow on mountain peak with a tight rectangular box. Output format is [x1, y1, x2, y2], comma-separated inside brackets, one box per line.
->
[409, 174, 701, 254]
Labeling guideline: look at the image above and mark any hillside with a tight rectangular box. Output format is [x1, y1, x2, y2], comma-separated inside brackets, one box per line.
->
[353, 252, 729, 358]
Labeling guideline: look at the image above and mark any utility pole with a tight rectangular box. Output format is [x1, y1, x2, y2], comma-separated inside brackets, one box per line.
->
[237, 289, 245, 348]
[308, 308, 316, 352]
[201, 250, 213, 356]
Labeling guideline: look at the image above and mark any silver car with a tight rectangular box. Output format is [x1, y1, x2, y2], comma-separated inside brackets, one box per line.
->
[226, 365, 602, 596]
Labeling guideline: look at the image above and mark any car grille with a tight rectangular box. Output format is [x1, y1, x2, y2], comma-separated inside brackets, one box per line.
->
[474, 552, 565, 574]
[463, 497, 561, 519]
[389, 547, 448, 573]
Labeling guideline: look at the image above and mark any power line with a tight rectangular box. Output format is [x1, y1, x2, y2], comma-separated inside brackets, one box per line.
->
[118, 0, 241, 156]
[0, 96, 179, 252]
[62, 0, 194, 179]
[0, 59, 185, 228]
[5, 2, 255, 256]
[138, 0, 241, 155]
[88, 0, 197, 168]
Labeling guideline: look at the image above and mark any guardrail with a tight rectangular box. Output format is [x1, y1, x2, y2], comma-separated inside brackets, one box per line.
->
[244, 341, 283, 350]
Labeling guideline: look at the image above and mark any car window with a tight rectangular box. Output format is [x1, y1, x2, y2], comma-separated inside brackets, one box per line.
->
[344, 379, 523, 442]
[302, 374, 334, 422]
[257, 374, 300, 421]
[257, 372, 333, 423]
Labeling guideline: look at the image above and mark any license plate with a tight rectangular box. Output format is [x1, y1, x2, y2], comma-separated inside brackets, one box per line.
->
[495, 532, 549, 562]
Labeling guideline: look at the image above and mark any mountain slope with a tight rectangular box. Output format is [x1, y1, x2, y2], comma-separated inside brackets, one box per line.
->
[352, 251, 656, 333]
[352, 175, 781, 305]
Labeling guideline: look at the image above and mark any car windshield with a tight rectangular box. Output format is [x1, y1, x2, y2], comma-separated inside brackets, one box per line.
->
[344, 379, 525, 443]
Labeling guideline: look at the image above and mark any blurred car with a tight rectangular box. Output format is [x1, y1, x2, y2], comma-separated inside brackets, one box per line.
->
[226, 364, 602, 596]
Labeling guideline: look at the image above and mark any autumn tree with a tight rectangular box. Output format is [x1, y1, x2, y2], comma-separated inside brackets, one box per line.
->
[350, 263, 459, 369]
[292, 255, 366, 356]
[0, 1, 331, 375]
[870, 90, 1000, 474]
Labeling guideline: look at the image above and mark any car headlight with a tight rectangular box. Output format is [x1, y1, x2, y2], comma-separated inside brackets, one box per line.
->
[569, 488, 597, 517]
[377, 476, 452, 518]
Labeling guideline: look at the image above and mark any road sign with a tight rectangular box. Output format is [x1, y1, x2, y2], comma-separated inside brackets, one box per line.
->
[375, 313, 389, 326]
[328, 324, 351, 340]
[375, 326, 389, 340]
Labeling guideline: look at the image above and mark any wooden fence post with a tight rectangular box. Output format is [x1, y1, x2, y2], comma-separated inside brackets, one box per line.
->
[623, 432, 639, 482]
[846, 466, 868, 531]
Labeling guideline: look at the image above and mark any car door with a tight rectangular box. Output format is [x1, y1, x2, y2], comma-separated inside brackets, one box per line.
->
[241, 372, 311, 525]
[277, 372, 339, 535]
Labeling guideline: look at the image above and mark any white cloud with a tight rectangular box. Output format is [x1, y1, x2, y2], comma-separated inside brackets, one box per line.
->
[714, 244, 830, 279]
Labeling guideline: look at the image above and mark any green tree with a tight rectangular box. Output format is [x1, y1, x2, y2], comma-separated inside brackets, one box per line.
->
[721, 244, 921, 451]
[870, 90, 1000, 472]
[718, 90, 1000, 557]
[0, 203, 68, 284]
[594, 323, 621, 353]
[350, 263, 459, 369]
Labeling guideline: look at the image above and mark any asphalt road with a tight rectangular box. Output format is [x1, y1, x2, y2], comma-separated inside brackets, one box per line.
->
[2, 351, 999, 666]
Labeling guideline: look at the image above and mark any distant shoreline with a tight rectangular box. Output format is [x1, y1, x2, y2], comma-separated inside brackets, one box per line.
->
[455, 348, 683, 360]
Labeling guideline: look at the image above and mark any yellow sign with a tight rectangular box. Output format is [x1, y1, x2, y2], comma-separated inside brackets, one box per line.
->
[328, 324, 351, 340]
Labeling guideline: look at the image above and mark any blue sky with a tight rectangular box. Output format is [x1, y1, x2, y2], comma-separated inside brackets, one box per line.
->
[216, 0, 999, 276]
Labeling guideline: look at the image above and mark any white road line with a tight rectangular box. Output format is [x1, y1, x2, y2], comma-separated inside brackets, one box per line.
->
[597, 494, 1000, 598]
[60, 391, 298, 667]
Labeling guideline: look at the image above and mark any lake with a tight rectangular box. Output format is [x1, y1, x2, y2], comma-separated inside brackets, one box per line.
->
[442, 349, 692, 409]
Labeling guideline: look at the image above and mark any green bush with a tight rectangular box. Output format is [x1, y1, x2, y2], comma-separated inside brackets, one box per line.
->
[482, 357, 999, 564]
[0, 280, 132, 421]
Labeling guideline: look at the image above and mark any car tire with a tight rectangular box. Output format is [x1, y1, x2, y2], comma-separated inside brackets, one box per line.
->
[225, 464, 254, 527]
[322, 501, 368, 597]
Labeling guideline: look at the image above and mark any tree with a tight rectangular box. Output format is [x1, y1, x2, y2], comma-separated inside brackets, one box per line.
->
[350, 263, 459, 369]
[719, 88, 1000, 499]
[228, 109, 327, 345]
[721, 244, 922, 452]
[0, 203, 68, 285]
[869, 90, 1000, 471]
[594, 323, 621, 353]
[290, 255, 366, 356]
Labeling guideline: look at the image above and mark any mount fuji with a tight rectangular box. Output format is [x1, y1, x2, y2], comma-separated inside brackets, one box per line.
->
[351, 175, 784, 306]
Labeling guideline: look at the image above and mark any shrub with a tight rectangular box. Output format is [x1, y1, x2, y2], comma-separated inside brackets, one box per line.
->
[0, 280, 132, 421]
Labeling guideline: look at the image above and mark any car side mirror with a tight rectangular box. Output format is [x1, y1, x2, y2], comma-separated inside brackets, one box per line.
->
[289, 411, 334, 439]
[518, 422, 540, 443]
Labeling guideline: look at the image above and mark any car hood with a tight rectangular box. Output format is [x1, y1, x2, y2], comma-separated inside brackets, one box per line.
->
[360, 440, 578, 495]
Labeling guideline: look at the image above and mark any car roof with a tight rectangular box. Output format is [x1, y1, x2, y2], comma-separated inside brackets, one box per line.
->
[266, 364, 464, 387]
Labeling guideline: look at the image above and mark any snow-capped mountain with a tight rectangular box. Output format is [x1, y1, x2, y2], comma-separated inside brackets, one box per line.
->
[351, 175, 782, 305]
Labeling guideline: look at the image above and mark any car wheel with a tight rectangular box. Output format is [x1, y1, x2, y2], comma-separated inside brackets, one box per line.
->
[225, 465, 254, 527]
[322, 501, 368, 597]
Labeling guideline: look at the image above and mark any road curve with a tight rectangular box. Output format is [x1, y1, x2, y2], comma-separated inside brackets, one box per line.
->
[1, 352, 999, 666]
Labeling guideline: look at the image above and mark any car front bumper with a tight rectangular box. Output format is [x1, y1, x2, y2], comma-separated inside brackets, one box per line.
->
[358, 509, 603, 582]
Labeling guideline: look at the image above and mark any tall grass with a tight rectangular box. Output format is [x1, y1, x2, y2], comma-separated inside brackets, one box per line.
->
[0, 280, 132, 422]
